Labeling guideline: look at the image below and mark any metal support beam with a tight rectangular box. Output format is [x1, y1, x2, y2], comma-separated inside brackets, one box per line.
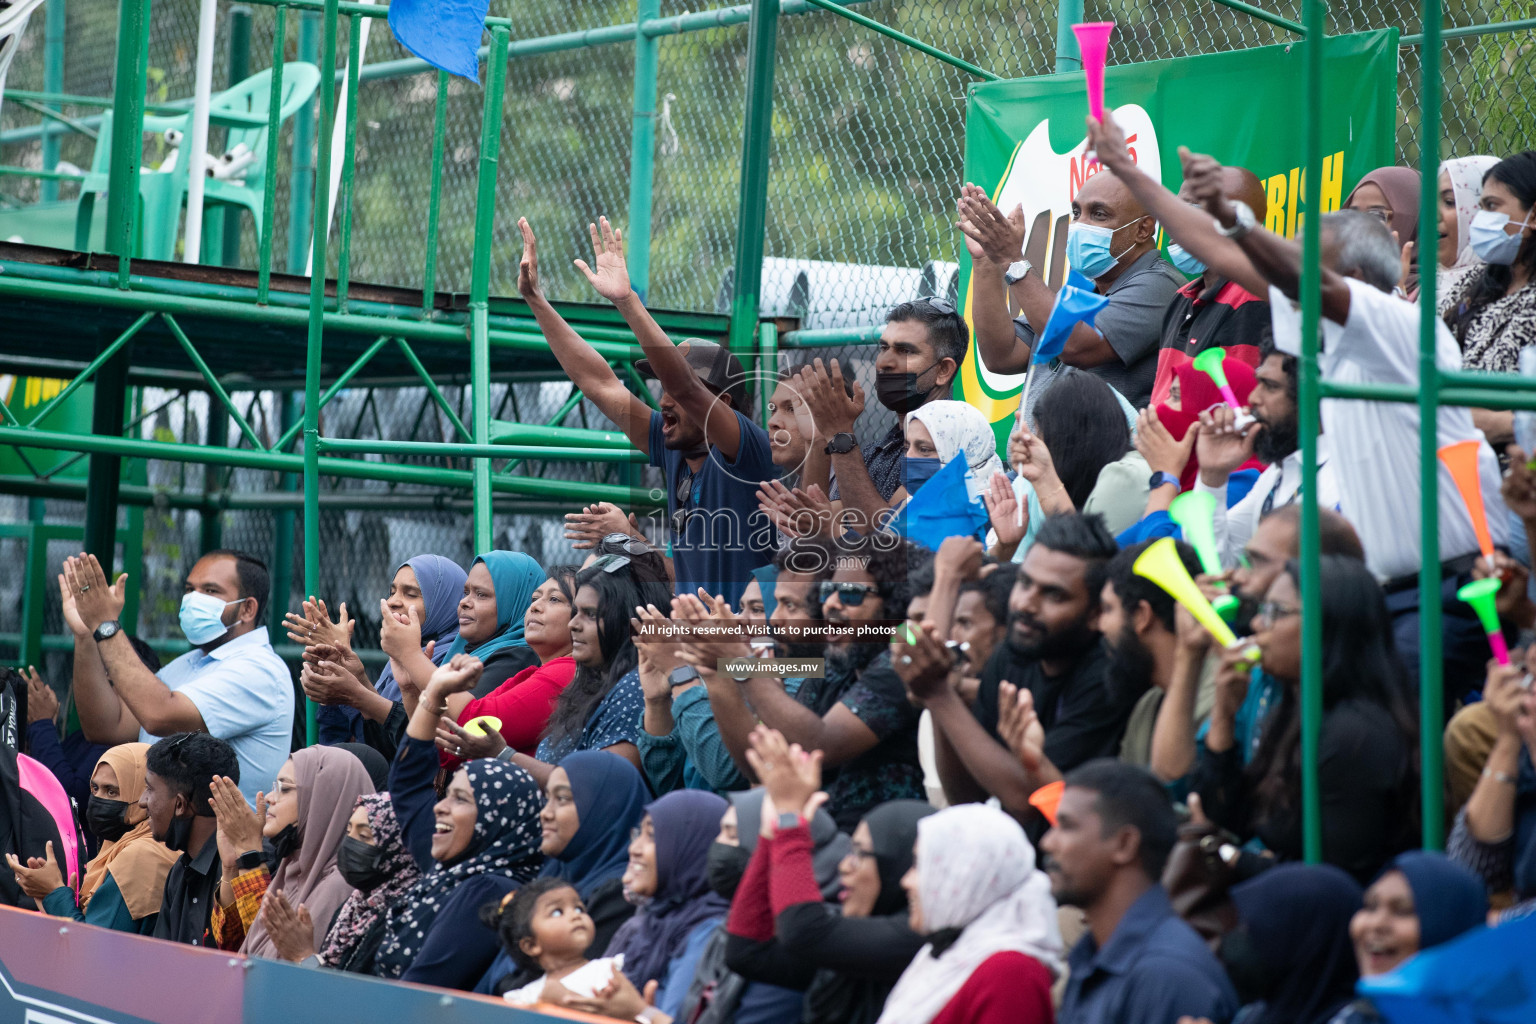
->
[798, 0, 1000, 80]
[727, 0, 780, 361]
[40, 0, 66, 203]
[222, 5, 254, 267]
[82, 339, 131, 571]
[200, 391, 229, 553]
[627, 0, 660, 302]
[1055, 0, 1084, 72]
[268, 391, 297, 646]
[106, 0, 152, 284]
[287, 10, 321, 275]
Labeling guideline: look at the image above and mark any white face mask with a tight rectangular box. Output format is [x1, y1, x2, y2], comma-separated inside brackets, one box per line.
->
[1468, 207, 1533, 266]
[179, 591, 243, 646]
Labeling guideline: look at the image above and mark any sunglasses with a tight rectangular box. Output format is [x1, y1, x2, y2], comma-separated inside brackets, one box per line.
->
[823, 582, 880, 607]
[601, 532, 653, 557]
[922, 297, 957, 316]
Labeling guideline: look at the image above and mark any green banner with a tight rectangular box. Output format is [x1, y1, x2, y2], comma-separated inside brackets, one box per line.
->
[957, 29, 1399, 437]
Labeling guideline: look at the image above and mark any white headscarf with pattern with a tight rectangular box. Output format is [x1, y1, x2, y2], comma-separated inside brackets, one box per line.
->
[1438, 155, 1501, 307]
[875, 804, 1063, 1024]
[905, 400, 1006, 501]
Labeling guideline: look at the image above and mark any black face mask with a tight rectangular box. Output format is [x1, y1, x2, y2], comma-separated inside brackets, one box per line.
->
[336, 836, 389, 892]
[164, 812, 195, 853]
[706, 842, 753, 900]
[85, 796, 134, 843]
[269, 822, 300, 864]
[875, 361, 940, 413]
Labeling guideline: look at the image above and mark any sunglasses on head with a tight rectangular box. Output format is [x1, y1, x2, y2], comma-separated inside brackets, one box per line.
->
[922, 297, 957, 316]
[823, 581, 880, 607]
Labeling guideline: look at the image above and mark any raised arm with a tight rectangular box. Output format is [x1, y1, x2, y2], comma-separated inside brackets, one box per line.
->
[67, 556, 205, 739]
[58, 569, 139, 744]
[577, 216, 742, 460]
[517, 218, 653, 453]
[1178, 149, 1353, 324]
[1085, 113, 1268, 299]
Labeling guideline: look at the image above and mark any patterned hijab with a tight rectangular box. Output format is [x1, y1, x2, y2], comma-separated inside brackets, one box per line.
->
[318, 793, 421, 970]
[242, 746, 376, 959]
[444, 551, 545, 662]
[905, 400, 1006, 501]
[375, 554, 468, 702]
[371, 759, 545, 978]
[1438, 155, 1502, 303]
[78, 743, 180, 920]
[877, 804, 1062, 1024]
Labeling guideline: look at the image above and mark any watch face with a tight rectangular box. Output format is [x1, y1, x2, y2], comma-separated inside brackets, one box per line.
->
[777, 813, 801, 831]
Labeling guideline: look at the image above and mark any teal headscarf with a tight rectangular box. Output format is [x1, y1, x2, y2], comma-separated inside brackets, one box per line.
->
[445, 551, 546, 662]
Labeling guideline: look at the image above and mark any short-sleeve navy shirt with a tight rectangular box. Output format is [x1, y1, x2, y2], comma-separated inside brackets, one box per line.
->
[650, 409, 779, 606]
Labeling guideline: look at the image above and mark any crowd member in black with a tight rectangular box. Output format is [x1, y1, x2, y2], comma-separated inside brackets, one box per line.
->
[688, 536, 929, 830]
[143, 732, 238, 946]
[899, 514, 1132, 822]
[1192, 555, 1418, 883]
[725, 727, 931, 1024]
[797, 299, 968, 528]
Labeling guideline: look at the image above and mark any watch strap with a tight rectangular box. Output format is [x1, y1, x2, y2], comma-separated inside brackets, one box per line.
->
[777, 812, 804, 832]
[234, 850, 265, 872]
[1004, 259, 1033, 285]
[92, 620, 122, 643]
[1149, 471, 1181, 492]
[823, 432, 857, 456]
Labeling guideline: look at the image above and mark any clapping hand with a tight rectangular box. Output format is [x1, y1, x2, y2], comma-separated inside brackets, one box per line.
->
[516, 217, 544, 301]
[574, 216, 634, 305]
[998, 682, 1047, 773]
[261, 889, 317, 963]
[565, 502, 642, 550]
[425, 654, 484, 698]
[757, 480, 834, 539]
[983, 472, 1028, 547]
[5, 840, 72, 900]
[796, 359, 865, 440]
[675, 590, 752, 670]
[956, 182, 1027, 268]
[24, 667, 58, 725]
[301, 656, 371, 708]
[1181, 148, 1234, 223]
[283, 597, 354, 653]
[745, 725, 827, 834]
[210, 775, 264, 872]
[62, 554, 127, 634]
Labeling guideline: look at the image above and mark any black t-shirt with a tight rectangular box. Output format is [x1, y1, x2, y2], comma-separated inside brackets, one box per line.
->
[151, 831, 222, 946]
[795, 649, 925, 831]
[974, 638, 1136, 774]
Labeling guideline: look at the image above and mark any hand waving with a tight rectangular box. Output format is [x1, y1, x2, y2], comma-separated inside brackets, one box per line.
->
[574, 216, 634, 304]
[983, 471, 1028, 547]
[517, 217, 543, 300]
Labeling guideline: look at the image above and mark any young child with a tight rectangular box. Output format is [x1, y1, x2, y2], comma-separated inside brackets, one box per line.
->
[498, 878, 624, 1006]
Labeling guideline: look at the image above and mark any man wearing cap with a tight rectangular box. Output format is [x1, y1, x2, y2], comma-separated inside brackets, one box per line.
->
[517, 216, 777, 605]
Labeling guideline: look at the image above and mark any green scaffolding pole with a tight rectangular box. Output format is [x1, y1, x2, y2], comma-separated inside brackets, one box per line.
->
[40, 0, 65, 204]
[302, 0, 340, 745]
[726, 0, 780, 362]
[1296, 0, 1325, 864]
[1416, 0, 1445, 850]
[469, 28, 511, 553]
[627, 0, 660, 303]
[1054, 0, 1083, 72]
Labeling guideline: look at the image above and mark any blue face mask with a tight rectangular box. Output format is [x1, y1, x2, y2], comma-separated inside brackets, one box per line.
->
[179, 591, 242, 646]
[1469, 208, 1533, 266]
[903, 457, 943, 493]
[1067, 220, 1137, 279]
[1166, 242, 1207, 276]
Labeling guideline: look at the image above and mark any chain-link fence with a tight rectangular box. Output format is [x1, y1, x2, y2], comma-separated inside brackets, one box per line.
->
[1, 0, 1534, 659]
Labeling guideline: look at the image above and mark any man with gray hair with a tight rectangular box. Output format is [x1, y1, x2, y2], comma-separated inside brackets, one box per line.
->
[1086, 112, 1507, 708]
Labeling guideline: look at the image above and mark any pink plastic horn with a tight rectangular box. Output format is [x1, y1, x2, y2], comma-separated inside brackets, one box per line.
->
[1072, 21, 1116, 123]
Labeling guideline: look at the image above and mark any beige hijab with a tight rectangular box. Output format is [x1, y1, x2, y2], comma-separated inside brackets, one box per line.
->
[240, 745, 375, 959]
[79, 743, 180, 921]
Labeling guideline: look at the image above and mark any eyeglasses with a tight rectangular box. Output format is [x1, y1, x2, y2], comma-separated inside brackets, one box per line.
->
[1255, 601, 1299, 622]
[823, 582, 880, 607]
[922, 297, 957, 316]
[271, 779, 299, 798]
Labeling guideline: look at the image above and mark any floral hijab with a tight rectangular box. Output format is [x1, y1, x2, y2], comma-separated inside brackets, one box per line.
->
[318, 793, 421, 969]
[371, 760, 545, 978]
[905, 400, 1006, 500]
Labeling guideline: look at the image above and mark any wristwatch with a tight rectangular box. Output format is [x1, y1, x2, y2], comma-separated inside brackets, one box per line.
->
[234, 850, 265, 872]
[824, 432, 857, 456]
[1004, 259, 1034, 285]
[668, 665, 701, 688]
[1148, 471, 1181, 493]
[92, 620, 122, 643]
[777, 812, 804, 832]
[1216, 200, 1257, 239]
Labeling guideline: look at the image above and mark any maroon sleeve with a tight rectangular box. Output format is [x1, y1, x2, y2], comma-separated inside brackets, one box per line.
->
[726, 834, 776, 942]
[767, 821, 825, 918]
[448, 659, 575, 764]
[929, 952, 1055, 1024]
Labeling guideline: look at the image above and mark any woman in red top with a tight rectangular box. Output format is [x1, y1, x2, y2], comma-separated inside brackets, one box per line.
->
[880, 803, 1062, 1024]
[438, 566, 579, 765]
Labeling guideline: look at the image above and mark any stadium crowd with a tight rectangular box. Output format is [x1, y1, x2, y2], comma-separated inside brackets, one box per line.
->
[4, 113, 1536, 1024]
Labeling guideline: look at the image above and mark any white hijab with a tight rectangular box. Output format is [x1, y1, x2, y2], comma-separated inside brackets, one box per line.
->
[875, 804, 1063, 1024]
[1438, 155, 1501, 308]
[905, 400, 1006, 501]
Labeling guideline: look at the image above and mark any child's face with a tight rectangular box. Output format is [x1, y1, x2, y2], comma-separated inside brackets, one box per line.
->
[522, 887, 593, 965]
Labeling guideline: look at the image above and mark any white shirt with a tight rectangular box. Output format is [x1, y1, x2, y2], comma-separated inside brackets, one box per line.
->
[143, 628, 294, 804]
[504, 955, 626, 1006]
[1270, 280, 1509, 580]
[1197, 434, 1342, 568]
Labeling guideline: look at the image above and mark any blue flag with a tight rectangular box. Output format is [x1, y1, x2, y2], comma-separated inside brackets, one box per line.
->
[1035, 282, 1110, 365]
[1357, 914, 1536, 1024]
[891, 455, 990, 551]
[388, 0, 489, 81]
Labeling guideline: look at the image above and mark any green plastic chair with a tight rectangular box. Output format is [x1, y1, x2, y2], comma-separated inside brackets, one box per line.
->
[74, 62, 320, 261]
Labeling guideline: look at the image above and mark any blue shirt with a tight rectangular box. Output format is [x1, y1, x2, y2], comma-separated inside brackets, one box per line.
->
[1196, 668, 1281, 765]
[635, 684, 748, 795]
[144, 629, 294, 804]
[1059, 885, 1237, 1024]
[535, 669, 644, 764]
[649, 410, 778, 606]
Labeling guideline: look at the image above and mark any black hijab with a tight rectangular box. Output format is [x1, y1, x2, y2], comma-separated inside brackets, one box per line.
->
[863, 800, 936, 917]
[1228, 863, 1362, 1024]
